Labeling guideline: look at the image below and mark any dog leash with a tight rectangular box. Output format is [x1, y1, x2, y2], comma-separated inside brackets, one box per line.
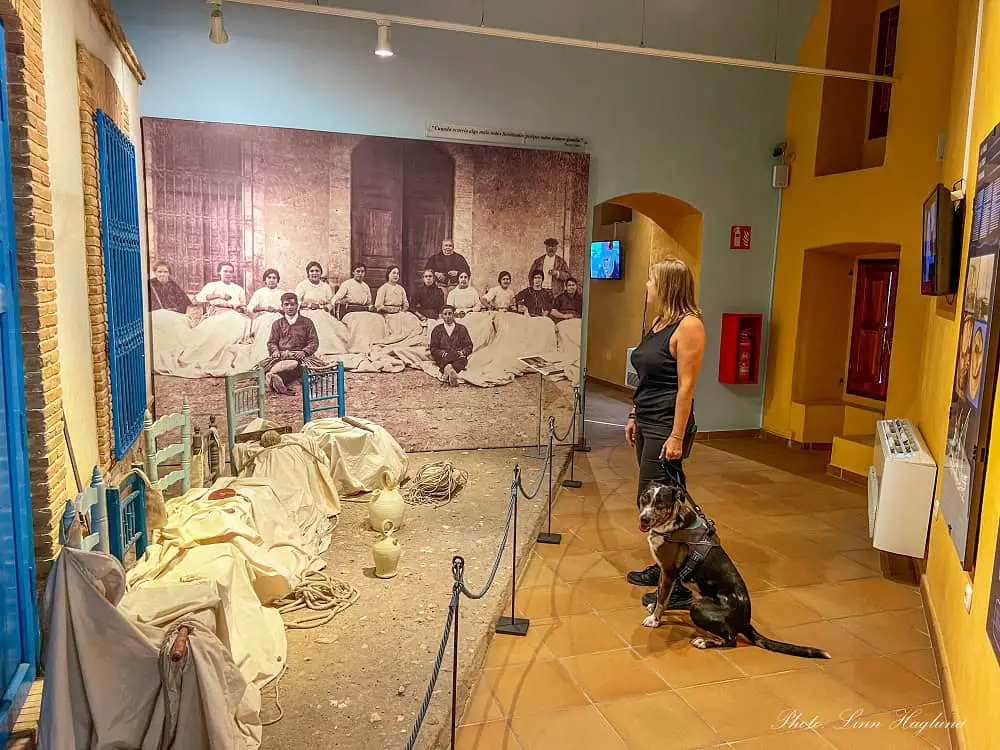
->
[656, 459, 719, 582]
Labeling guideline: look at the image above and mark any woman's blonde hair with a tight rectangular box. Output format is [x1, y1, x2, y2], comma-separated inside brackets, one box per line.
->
[649, 256, 701, 323]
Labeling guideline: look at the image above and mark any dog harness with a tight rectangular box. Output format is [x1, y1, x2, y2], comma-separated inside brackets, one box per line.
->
[649, 497, 721, 582]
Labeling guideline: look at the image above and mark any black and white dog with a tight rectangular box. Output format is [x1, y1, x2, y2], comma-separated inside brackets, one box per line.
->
[639, 480, 830, 659]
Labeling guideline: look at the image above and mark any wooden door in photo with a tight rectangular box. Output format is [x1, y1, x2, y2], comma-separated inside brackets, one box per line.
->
[846, 258, 899, 401]
[350, 138, 404, 287]
[403, 144, 454, 287]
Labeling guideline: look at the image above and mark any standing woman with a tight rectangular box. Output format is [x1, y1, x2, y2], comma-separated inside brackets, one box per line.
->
[624, 256, 706, 607]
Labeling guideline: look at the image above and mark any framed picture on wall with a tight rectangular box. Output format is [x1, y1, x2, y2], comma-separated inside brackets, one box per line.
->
[941, 123, 1000, 592]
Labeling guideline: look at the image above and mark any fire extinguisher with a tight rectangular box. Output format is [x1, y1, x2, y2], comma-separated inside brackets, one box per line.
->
[737, 331, 754, 382]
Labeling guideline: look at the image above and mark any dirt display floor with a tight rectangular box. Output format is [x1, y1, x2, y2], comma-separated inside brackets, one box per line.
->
[153, 370, 576, 453]
[259, 443, 579, 750]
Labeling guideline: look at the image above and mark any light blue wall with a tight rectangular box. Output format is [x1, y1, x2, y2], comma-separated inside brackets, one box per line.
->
[113, 0, 817, 431]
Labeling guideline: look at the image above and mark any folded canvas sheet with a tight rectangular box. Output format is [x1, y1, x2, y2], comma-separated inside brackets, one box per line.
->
[236, 432, 343, 516]
[300, 416, 409, 495]
[39, 547, 256, 750]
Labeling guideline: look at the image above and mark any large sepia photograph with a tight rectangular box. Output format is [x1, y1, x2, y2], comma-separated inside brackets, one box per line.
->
[143, 118, 589, 451]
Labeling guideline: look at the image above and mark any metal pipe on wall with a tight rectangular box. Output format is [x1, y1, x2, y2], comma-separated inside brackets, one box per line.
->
[218, 0, 898, 84]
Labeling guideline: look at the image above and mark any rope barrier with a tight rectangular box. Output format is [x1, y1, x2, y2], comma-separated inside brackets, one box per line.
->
[404, 462, 470, 508]
[550, 388, 581, 443]
[403, 386, 587, 748]
[516, 452, 550, 499]
[404, 582, 460, 750]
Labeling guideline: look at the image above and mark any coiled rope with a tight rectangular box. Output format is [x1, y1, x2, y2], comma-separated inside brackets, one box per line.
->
[272, 570, 360, 630]
[404, 462, 470, 508]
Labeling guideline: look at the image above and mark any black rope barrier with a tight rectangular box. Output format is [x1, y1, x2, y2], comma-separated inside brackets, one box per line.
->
[404, 580, 459, 750]
[537, 418, 562, 545]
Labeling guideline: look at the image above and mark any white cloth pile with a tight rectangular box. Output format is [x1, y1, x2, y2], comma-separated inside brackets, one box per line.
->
[39, 547, 258, 750]
[301, 416, 409, 495]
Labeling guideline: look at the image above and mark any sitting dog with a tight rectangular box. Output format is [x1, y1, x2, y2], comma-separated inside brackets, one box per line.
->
[639, 480, 830, 659]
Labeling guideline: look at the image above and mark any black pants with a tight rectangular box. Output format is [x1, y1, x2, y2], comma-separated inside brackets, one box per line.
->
[635, 429, 687, 508]
[634, 427, 693, 599]
[434, 351, 468, 374]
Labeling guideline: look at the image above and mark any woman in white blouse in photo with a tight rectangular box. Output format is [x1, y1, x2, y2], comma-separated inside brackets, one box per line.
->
[294, 260, 349, 357]
[375, 265, 410, 314]
[481, 270, 517, 312]
[446, 271, 482, 317]
[194, 261, 248, 315]
[294, 261, 335, 311]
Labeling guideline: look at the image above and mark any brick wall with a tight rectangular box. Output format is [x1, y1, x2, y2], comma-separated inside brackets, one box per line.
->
[0, 0, 145, 584]
[1, 0, 68, 582]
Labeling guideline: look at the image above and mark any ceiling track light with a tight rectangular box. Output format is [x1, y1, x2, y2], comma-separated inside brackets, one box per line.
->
[375, 20, 393, 57]
[210, 2, 229, 45]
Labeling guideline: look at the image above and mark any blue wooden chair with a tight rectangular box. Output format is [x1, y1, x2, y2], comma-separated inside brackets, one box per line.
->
[105, 468, 148, 563]
[225, 369, 266, 473]
[59, 467, 108, 553]
[302, 362, 346, 422]
[143, 398, 192, 495]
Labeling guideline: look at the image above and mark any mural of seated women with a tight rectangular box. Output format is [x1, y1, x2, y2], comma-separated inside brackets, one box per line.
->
[375, 265, 410, 314]
[149, 261, 191, 313]
[481, 271, 517, 312]
[410, 269, 445, 322]
[295, 261, 335, 312]
[445, 271, 481, 317]
[195, 261, 248, 315]
[514, 270, 554, 317]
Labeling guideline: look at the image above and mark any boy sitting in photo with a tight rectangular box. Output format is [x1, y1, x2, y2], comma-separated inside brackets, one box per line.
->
[430, 305, 473, 387]
[259, 292, 327, 395]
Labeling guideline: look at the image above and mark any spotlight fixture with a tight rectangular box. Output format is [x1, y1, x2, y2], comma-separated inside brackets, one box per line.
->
[209, 2, 229, 45]
[375, 20, 393, 58]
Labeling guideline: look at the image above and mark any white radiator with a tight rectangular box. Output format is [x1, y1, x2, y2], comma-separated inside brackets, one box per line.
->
[868, 418, 938, 558]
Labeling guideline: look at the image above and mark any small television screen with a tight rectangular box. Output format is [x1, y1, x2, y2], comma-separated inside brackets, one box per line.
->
[591, 240, 622, 280]
[922, 183, 964, 296]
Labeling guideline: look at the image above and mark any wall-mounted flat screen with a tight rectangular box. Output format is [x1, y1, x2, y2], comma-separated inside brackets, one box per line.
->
[591, 240, 622, 280]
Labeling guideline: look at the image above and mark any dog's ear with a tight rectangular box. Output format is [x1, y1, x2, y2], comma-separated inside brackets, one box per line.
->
[670, 499, 698, 530]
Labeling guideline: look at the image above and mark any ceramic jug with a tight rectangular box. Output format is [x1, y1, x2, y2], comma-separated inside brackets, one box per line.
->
[372, 520, 401, 579]
[368, 478, 405, 531]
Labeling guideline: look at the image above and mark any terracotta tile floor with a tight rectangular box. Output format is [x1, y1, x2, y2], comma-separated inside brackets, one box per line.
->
[458, 434, 951, 749]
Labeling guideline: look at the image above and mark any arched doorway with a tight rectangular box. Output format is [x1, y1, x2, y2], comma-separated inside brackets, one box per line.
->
[586, 192, 703, 388]
[350, 138, 455, 286]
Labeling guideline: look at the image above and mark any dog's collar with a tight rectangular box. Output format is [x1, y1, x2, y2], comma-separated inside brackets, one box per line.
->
[648, 516, 714, 545]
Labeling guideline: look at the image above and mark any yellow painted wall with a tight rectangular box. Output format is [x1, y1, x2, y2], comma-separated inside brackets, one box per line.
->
[586, 195, 702, 386]
[771, 0, 1000, 745]
[764, 0, 955, 440]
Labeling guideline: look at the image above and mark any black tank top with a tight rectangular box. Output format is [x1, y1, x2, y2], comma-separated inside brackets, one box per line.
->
[630, 317, 693, 439]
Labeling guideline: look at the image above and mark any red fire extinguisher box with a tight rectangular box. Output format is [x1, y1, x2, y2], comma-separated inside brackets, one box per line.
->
[719, 313, 763, 385]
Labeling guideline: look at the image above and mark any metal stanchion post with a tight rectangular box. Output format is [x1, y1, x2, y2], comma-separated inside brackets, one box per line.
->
[538, 420, 562, 544]
[574, 380, 591, 452]
[450, 557, 463, 750]
[496, 466, 530, 636]
[562, 388, 583, 489]
[534, 371, 545, 459]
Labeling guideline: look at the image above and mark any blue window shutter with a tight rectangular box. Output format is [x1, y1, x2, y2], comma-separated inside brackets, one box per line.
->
[95, 110, 147, 460]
